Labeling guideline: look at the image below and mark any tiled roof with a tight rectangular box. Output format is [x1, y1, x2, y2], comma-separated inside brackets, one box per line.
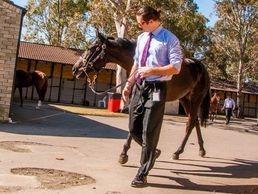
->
[211, 78, 258, 95]
[18, 42, 117, 70]
[19, 42, 84, 65]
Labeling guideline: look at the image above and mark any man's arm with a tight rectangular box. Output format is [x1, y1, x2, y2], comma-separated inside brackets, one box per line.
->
[122, 64, 138, 102]
[138, 64, 180, 78]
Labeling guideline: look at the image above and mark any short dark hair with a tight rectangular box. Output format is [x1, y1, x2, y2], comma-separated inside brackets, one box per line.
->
[136, 6, 161, 22]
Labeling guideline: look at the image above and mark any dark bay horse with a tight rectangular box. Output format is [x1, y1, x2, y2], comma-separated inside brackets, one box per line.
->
[72, 33, 210, 162]
[209, 92, 220, 121]
[14, 69, 48, 109]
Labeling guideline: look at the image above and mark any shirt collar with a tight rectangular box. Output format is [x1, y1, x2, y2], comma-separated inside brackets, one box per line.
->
[151, 25, 163, 36]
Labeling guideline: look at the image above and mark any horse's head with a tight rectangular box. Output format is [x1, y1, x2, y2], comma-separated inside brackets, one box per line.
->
[72, 32, 109, 79]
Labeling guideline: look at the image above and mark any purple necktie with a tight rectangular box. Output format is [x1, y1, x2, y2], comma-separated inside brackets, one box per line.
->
[136, 33, 152, 83]
[140, 33, 152, 67]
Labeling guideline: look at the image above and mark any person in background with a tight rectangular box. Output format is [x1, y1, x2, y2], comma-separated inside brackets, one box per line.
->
[122, 6, 183, 187]
[221, 95, 235, 125]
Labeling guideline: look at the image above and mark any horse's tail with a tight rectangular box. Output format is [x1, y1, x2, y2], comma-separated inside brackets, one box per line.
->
[39, 77, 48, 101]
[198, 64, 211, 127]
[199, 89, 210, 127]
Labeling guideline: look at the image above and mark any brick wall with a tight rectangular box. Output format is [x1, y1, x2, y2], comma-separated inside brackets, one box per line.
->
[0, 0, 24, 122]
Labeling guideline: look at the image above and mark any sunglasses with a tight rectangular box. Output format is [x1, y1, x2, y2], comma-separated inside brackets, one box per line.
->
[137, 20, 149, 27]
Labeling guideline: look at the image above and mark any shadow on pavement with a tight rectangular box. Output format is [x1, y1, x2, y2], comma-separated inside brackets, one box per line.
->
[0, 104, 128, 139]
[150, 157, 258, 193]
[208, 118, 258, 135]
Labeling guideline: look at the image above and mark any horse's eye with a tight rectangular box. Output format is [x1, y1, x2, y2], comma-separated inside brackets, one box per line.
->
[102, 44, 106, 49]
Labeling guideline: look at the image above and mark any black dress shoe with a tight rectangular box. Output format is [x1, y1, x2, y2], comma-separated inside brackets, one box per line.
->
[131, 175, 147, 187]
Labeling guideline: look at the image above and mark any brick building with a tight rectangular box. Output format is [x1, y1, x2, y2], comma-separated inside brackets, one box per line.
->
[0, 0, 26, 122]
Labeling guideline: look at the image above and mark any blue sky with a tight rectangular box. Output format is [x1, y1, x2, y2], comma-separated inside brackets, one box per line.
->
[12, 0, 218, 27]
[195, 0, 218, 27]
[11, 0, 26, 7]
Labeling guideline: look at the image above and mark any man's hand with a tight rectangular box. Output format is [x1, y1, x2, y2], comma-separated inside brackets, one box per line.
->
[138, 67, 153, 78]
[122, 82, 132, 102]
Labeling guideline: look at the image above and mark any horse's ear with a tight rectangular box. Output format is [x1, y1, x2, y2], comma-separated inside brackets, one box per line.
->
[95, 29, 107, 42]
[96, 29, 99, 37]
[99, 33, 108, 42]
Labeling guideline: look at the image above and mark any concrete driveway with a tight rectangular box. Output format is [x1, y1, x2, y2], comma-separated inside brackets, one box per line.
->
[0, 103, 257, 194]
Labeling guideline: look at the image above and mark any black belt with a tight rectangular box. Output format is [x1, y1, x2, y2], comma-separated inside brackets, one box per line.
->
[135, 79, 167, 89]
[145, 80, 167, 84]
[145, 80, 167, 87]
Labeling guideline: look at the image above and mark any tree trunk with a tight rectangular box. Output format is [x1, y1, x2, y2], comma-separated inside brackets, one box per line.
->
[236, 58, 243, 118]
[110, 0, 131, 110]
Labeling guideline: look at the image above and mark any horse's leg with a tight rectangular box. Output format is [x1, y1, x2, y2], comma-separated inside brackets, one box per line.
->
[172, 116, 196, 160]
[18, 87, 23, 107]
[36, 78, 48, 109]
[38, 100, 42, 107]
[173, 98, 196, 160]
[173, 96, 204, 160]
[33, 84, 41, 109]
[35, 83, 44, 109]
[195, 119, 206, 157]
[118, 133, 132, 164]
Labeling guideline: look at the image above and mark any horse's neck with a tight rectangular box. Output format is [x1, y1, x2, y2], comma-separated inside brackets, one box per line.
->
[107, 40, 134, 72]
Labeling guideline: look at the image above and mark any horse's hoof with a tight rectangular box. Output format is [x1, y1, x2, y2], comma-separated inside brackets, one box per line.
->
[35, 106, 40, 110]
[172, 153, 179, 160]
[119, 154, 128, 164]
[199, 150, 206, 157]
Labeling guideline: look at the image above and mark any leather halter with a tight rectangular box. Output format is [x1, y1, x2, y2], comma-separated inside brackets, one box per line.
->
[78, 39, 137, 95]
[81, 43, 107, 73]
[80, 42, 107, 88]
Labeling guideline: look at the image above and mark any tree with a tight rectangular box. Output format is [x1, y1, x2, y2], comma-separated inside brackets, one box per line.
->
[210, 0, 257, 115]
[23, 0, 90, 48]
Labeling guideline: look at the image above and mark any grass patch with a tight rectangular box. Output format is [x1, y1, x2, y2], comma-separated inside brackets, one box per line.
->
[49, 103, 128, 117]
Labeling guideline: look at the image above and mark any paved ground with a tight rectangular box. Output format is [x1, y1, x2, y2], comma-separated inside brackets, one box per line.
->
[0, 103, 257, 194]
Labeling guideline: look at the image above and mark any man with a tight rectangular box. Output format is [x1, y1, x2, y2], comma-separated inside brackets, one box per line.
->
[221, 95, 235, 124]
[122, 6, 183, 187]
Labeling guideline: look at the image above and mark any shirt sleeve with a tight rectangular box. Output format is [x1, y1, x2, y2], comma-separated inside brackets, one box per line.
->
[133, 36, 140, 65]
[167, 36, 183, 72]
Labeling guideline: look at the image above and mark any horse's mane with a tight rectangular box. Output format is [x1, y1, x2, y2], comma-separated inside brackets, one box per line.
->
[113, 37, 136, 50]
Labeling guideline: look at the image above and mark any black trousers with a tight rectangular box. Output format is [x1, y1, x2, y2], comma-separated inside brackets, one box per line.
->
[225, 108, 233, 124]
[129, 81, 167, 177]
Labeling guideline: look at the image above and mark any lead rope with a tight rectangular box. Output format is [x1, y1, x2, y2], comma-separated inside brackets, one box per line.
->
[84, 68, 138, 96]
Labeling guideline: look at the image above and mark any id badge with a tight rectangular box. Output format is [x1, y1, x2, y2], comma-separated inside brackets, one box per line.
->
[152, 91, 160, 102]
